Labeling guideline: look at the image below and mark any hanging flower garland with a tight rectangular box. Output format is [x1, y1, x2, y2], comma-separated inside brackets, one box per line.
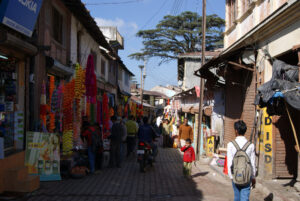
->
[85, 55, 97, 104]
[75, 64, 86, 100]
[74, 64, 86, 145]
[62, 79, 75, 155]
[49, 76, 55, 132]
[40, 80, 47, 129]
[102, 93, 109, 132]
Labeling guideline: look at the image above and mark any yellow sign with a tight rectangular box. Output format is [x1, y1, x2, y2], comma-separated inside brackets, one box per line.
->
[206, 136, 215, 157]
[263, 108, 273, 174]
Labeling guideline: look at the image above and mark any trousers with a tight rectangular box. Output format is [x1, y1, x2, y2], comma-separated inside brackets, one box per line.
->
[183, 162, 192, 176]
[110, 142, 121, 167]
[232, 181, 251, 201]
[127, 136, 136, 156]
[87, 146, 95, 173]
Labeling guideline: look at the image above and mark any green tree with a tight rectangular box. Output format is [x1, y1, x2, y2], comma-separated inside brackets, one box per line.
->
[129, 11, 225, 63]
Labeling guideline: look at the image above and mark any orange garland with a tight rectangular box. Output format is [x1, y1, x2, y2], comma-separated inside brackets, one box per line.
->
[49, 76, 55, 132]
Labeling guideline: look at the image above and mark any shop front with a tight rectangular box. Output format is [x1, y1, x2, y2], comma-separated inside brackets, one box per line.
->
[0, 29, 39, 193]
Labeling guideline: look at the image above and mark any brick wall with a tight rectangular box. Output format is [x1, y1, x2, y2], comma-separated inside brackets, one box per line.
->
[273, 108, 300, 178]
[224, 68, 256, 145]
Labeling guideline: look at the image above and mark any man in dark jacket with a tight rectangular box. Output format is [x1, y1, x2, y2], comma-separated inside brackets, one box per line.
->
[138, 116, 158, 157]
[109, 116, 126, 168]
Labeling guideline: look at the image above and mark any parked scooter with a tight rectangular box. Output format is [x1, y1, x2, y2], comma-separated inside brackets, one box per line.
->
[137, 141, 154, 172]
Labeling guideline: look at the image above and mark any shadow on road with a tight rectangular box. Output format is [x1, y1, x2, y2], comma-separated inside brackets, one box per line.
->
[191, 171, 209, 178]
[264, 193, 274, 201]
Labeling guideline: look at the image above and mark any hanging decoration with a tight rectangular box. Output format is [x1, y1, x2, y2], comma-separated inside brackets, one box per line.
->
[74, 64, 86, 145]
[97, 100, 101, 125]
[40, 80, 47, 128]
[124, 104, 128, 117]
[49, 76, 55, 132]
[62, 79, 75, 155]
[74, 64, 86, 99]
[130, 102, 137, 117]
[56, 82, 64, 133]
[124, 96, 128, 103]
[109, 107, 114, 117]
[102, 93, 109, 131]
[117, 105, 123, 117]
[85, 55, 97, 104]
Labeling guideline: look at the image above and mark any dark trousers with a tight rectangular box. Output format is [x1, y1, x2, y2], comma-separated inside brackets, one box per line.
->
[127, 136, 136, 156]
[163, 135, 169, 147]
[110, 142, 121, 167]
[95, 151, 103, 170]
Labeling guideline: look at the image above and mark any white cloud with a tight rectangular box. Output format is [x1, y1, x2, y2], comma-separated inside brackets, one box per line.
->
[95, 17, 138, 37]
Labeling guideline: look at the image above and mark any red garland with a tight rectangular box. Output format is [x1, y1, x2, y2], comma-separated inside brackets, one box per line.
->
[102, 93, 109, 131]
[85, 55, 97, 104]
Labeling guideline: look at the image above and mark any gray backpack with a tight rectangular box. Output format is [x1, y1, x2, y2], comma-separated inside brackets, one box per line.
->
[231, 140, 252, 186]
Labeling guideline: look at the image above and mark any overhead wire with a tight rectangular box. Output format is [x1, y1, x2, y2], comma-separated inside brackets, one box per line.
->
[170, 0, 179, 15]
[126, 0, 169, 41]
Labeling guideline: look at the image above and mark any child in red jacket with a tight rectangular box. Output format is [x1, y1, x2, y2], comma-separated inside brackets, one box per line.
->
[181, 138, 195, 177]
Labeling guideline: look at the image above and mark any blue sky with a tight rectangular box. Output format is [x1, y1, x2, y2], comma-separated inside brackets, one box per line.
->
[82, 0, 225, 90]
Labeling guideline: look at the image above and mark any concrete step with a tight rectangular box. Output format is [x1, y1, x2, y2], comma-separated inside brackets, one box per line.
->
[5, 175, 40, 193]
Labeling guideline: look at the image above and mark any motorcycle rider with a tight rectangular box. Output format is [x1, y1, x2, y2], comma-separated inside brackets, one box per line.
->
[137, 116, 158, 158]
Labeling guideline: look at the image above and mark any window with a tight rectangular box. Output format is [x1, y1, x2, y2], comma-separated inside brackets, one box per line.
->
[109, 61, 112, 73]
[125, 73, 129, 86]
[118, 68, 123, 81]
[77, 31, 82, 63]
[227, 0, 237, 27]
[242, 0, 251, 13]
[90, 50, 97, 73]
[52, 7, 63, 44]
[101, 60, 106, 76]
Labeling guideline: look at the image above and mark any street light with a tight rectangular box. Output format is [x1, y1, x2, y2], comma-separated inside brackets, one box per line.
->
[139, 65, 144, 105]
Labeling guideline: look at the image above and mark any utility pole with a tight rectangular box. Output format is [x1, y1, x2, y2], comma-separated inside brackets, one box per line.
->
[139, 65, 144, 105]
[139, 59, 147, 106]
[143, 59, 147, 95]
[196, 0, 206, 160]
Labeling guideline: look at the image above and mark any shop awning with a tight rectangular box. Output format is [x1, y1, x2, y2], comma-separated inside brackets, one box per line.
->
[130, 95, 154, 108]
[46, 56, 74, 77]
[0, 30, 38, 57]
[118, 84, 131, 97]
[194, 47, 255, 83]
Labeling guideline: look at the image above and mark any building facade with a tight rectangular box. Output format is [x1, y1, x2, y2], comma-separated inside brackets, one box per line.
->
[197, 0, 300, 179]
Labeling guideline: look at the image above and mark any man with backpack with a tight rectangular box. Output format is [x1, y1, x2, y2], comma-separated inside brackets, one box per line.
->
[227, 120, 256, 201]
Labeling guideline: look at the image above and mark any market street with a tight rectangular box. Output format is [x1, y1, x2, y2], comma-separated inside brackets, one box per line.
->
[20, 148, 264, 201]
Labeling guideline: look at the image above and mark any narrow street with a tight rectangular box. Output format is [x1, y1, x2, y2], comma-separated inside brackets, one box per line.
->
[22, 148, 264, 201]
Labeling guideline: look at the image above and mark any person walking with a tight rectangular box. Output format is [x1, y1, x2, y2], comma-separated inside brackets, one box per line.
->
[162, 119, 170, 148]
[178, 118, 193, 147]
[125, 115, 138, 157]
[180, 138, 195, 178]
[227, 120, 256, 201]
[109, 116, 126, 168]
[120, 116, 127, 162]
[81, 122, 102, 174]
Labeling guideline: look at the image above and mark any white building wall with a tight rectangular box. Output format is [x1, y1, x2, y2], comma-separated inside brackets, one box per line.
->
[70, 15, 103, 78]
[224, 0, 289, 49]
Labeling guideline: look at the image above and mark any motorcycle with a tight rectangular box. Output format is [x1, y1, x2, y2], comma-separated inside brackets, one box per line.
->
[137, 141, 154, 172]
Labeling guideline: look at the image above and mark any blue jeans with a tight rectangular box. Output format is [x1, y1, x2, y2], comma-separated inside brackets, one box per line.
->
[88, 146, 95, 173]
[232, 181, 251, 201]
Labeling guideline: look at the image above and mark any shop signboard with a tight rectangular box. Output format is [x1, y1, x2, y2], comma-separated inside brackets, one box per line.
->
[0, 0, 44, 37]
[206, 136, 215, 157]
[25, 132, 61, 181]
[263, 108, 273, 175]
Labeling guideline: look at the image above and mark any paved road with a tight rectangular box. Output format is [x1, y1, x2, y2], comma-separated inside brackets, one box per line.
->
[22, 148, 264, 201]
